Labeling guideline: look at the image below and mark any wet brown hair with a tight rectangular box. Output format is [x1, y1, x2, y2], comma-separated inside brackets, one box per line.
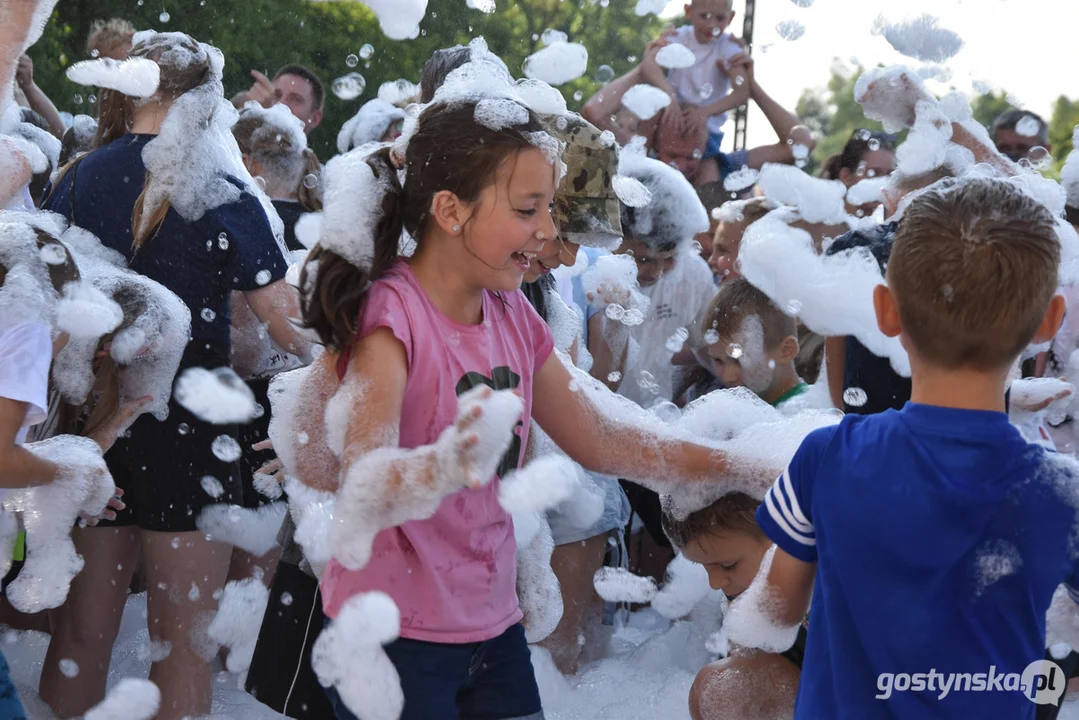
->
[233, 110, 323, 212]
[300, 100, 548, 351]
[662, 492, 766, 550]
[821, 129, 897, 181]
[888, 177, 1060, 370]
[419, 47, 471, 104]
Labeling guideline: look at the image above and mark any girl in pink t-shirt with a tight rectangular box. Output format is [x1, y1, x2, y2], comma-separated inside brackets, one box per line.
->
[299, 100, 744, 720]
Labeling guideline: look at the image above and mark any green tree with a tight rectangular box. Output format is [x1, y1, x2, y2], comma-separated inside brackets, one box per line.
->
[1049, 95, 1079, 169]
[26, 0, 664, 158]
[970, 90, 1012, 131]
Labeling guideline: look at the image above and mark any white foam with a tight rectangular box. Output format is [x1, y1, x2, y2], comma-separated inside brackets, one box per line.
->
[474, 97, 531, 131]
[84, 678, 160, 720]
[499, 454, 580, 515]
[846, 177, 889, 207]
[756, 163, 848, 225]
[523, 42, 588, 86]
[651, 554, 712, 619]
[195, 502, 287, 557]
[207, 576, 270, 674]
[620, 84, 672, 121]
[878, 13, 964, 63]
[312, 591, 403, 720]
[174, 367, 258, 424]
[66, 57, 161, 98]
[313, 146, 393, 271]
[655, 44, 696, 70]
[337, 99, 406, 154]
[594, 567, 659, 604]
[517, 514, 563, 643]
[723, 545, 802, 653]
[2, 435, 114, 613]
[724, 167, 759, 193]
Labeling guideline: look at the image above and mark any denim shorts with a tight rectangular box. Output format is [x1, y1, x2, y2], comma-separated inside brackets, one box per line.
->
[324, 622, 544, 720]
[0, 652, 27, 720]
[548, 472, 630, 546]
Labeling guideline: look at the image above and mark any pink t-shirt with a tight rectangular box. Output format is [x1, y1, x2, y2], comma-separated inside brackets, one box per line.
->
[321, 261, 554, 643]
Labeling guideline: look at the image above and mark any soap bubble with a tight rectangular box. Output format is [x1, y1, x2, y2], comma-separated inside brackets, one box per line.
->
[200, 308, 216, 323]
[359, 44, 374, 60]
[1027, 147, 1053, 171]
[302, 173, 319, 189]
[728, 343, 743, 359]
[332, 73, 367, 101]
[786, 299, 803, 314]
[159, 11, 170, 23]
[255, 269, 272, 286]
[211, 435, 242, 463]
[637, 370, 656, 388]
[843, 387, 868, 407]
[345, 54, 359, 68]
[596, 65, 615, 84]
[573, 90, 583, 102]
[607, 371, 622, 383]
[217, 232, 229, 250]
[704, 329, 720, 345]
[868, 138, 881, 151]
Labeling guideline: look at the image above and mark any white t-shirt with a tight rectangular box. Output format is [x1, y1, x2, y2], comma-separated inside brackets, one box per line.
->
[618, 251, 717, 407]
[0, 322, 52, 446]
[666, 26, 745, 136]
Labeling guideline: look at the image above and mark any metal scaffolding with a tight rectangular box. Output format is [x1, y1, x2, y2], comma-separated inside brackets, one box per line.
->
[731, 0, 756, 151]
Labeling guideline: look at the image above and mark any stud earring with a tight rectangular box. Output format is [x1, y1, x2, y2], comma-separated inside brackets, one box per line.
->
[452, 225, 460, 233]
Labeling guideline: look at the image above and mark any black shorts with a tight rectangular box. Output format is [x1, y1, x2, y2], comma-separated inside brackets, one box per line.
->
[238, 377, 277, 510]
[103, 395, 244, 533]
[620, 481, 672, 549]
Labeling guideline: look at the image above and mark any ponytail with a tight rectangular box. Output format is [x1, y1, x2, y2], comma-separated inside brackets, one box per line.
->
[93, 87, 135, 149]
[299, 147, 402, 351]
[296, 148, 323, 213]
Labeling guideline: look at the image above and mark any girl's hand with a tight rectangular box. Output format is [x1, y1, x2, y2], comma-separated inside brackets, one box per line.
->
[586, 280, 633, 309]
[439, 386, 524, 489]
[80, 488, 125, 526]
[88, 396, 152, 453]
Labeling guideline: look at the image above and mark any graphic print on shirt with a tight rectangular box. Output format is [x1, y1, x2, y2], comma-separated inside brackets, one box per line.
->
[455, 367, 522, 479]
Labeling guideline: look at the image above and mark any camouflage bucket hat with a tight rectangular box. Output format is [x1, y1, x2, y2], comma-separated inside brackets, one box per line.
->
[543, 113, 623, 251]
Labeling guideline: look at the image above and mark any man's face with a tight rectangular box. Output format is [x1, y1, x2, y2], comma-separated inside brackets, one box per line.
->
[684, 0, 734, 44]
[273, 73, 322, 134]
[993, 127, 1042, 163]
[616, 237, 678, 288]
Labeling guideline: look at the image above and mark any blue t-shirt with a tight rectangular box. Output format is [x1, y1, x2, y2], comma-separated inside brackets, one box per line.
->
[757, 403, 1079, 719]
[44, 134, 288, 366]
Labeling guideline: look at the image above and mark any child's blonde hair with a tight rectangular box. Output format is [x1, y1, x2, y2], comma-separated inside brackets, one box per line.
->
[888, 177, 1060, 370]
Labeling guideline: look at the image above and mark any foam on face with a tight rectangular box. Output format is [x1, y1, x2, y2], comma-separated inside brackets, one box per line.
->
[311, 591, 403, 720]
[723, 545, 803, 653]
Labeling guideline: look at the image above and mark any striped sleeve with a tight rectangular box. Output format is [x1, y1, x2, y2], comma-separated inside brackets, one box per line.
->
[756, 464, 819, 564]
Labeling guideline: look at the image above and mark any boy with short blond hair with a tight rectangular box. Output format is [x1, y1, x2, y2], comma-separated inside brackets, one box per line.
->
[702, 278, 807, 408]
[751, 177, 1079, 719]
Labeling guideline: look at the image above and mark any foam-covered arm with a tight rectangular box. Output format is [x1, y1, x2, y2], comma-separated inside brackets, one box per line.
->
[532, 352, 730, 488]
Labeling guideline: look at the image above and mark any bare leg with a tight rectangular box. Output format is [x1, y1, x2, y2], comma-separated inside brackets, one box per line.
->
[689, 653, 800, 720]
[141, 530, 230, 720]
[40, 526, 139, 716]
[540, 534, 609, 675]
[226, 545, 281, 588]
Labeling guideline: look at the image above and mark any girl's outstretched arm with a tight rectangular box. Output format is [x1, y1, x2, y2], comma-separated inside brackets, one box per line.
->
[0, 397, 56, 488]
[531, 351, 734, 486]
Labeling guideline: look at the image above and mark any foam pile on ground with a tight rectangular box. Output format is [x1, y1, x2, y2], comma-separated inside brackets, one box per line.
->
[876, 13, 964, 63]
[312, 591, 403, 720]
[594, 567, 659, 604]
[523, 39, 589, 86]
[724, 546, 802, 653]
[208, 576, 271, 674]
[499, 454, 580, 515]
[2, 435, 114, 612]
[174, 366, 258, 424]
[331, 386, 522, 571]
[84, 678, 161, 720]
[66, 57, 160, 98]
[739, 209, 910, 376]
[621, 84, 671, 121]
[195, 502, 287, 557]
[651, 553, 712, 619]
[517, 514, 563, 643]
[757, 163, 847, 224]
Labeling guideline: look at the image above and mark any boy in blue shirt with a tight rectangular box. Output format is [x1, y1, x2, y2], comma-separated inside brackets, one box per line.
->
[752, 177, 1079, 718]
